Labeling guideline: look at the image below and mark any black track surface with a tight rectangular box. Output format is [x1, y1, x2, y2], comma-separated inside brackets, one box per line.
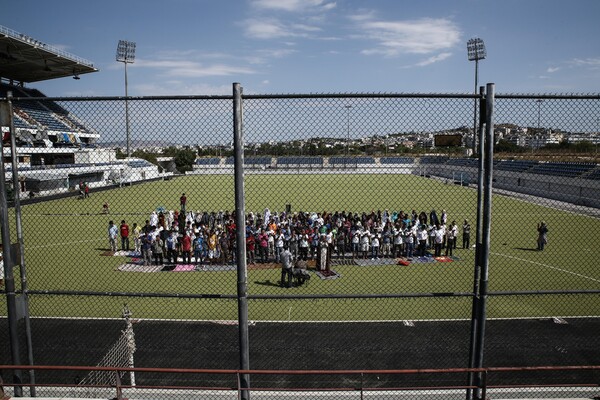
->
[1, 317, 599, 389]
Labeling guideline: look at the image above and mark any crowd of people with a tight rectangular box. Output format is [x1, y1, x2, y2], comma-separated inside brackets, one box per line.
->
[108, 201, 474, 269]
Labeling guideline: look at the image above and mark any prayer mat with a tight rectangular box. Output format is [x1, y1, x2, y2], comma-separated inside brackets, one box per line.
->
[113, 250, 140, 257]
[173, 264, 196, 272]
[118, 263, 163, 273]
[411, 256, 436, 263]
[434, 256, 453, 262]
[315, 269, 341, 280]
[354, 257, 396, 267]
[202, 264, 236, 272]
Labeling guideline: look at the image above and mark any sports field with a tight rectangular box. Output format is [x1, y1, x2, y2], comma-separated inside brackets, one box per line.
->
[9, 173, 600, 321]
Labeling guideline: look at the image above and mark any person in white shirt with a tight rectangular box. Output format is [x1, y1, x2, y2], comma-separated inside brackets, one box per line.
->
[371, 232, 380, 260]
[404, 226, 415, 258]
[393, 225, 403, 257]
[360, 230, 370, 259]
[275, 230, 285, 262]
[445, 221, 458, 256]
[434, 224, 446, 257]
[352, 229, 360, 260]
[417, 224, 429, 257]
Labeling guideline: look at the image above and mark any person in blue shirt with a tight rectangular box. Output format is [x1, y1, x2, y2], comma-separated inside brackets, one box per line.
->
[194, 234, 205, 265]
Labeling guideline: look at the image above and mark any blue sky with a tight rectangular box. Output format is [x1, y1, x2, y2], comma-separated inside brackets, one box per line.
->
[3, 0, 600, 97]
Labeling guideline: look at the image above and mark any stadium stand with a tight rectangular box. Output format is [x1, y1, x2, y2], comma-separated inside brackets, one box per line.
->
[195, 157, 221, 165]
[1, 83, 97, 143]
[419, 156, 449, 164]
[494, 159, 538, 172]
[225, 156, 271, 166]
[446, 158, 478, 167]
[583, 168, 600, 180]
[329, 156, 376, 165]
[276, 156, 324, 167]
[379, 156, 415, 164]
[527, 161, 596, 178]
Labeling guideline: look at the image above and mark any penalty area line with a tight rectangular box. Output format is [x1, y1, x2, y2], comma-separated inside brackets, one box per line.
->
[491, 251, 600, 284]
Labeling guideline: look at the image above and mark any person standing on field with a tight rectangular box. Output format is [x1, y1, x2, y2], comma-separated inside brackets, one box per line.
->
[280, 246, 293, 288]
[537, 221, 548, 251]
[180, 193, 187, 214]
[120, 220, 130, 251]
[462, 219, 471, 249]
[108, 221, 118, 252]
[445, 221, 458, 257]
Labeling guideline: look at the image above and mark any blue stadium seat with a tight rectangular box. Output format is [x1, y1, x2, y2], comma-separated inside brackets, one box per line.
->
[495, 160, 538, 172]
[330, 156, 375, 165]
[380, 157, 415, 164]
[195, 158, 221, 165]
[277, 156, 323, 165]
[420, 156, 449, 164]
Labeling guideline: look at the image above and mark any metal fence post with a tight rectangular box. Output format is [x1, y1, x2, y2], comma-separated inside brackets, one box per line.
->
[5, 92, 37, 397]
[0, 98, 23, 397]
[467, 86, 486, 400]
[233, 82, 251, 400]
[474, 83, 495, 399]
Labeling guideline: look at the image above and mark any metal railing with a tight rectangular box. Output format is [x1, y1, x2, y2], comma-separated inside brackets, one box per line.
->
[2, 364, 599, 400]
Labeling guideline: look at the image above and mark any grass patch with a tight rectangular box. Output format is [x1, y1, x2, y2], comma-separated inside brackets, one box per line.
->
[6, 173, 599, 320]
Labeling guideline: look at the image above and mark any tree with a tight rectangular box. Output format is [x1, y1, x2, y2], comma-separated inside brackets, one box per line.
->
[163, 146, 197, 172]
[131, 150, 158, 164]
[495, 139, 525, 153]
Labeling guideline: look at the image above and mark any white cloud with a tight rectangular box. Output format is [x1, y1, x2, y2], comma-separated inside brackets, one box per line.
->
[134, 82, 232, 96]
[570, 57, 600, 68]
[135, 58, 255, 78]
[246, 48, 298, 64]
[546, 67, 560, 73]
[292, 23, 322, 32]
[243, 18, 321, 39]
[357, 17, 461, 57]
[414, 52, 453, 67]
[252, 0, 336, 12]
[244, 18, 291, 39]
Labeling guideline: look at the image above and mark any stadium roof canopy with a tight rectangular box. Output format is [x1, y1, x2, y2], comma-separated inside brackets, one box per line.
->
[0, 24, 98, 83]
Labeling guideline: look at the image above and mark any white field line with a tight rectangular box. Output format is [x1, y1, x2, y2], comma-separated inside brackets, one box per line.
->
[491, 251, 600, 284]
[27, 315, 600, 323]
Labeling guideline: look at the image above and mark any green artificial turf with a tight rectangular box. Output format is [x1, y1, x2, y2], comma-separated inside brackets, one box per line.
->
[4, 173, 599, 320]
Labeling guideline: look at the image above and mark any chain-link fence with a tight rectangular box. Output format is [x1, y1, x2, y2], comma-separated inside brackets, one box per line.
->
[1, 85, 599, 399]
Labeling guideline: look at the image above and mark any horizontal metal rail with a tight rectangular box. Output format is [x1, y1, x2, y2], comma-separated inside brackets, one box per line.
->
[1, 364, 599, 400]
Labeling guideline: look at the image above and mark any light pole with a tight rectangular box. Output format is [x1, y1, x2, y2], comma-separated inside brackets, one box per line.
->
[345, 105, 352, 155]
[467, 38, 486, 155]
[534, 99, 544, 153]
[594, 118, 600, 157]
[536, 99, 543, 129]
[116, 40, 136, 158]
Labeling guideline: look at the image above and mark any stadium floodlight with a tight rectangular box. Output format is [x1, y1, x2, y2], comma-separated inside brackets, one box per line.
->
[116, 40, 136, 158]
[467, 38, 486, 155]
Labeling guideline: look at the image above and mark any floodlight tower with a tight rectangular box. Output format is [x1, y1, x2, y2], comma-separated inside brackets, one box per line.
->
[467, 38, 486, 155]
[116, 40, 136, 158]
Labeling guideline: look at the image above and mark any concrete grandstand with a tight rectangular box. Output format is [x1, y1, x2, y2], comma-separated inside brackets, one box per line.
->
[1, 25, 164, 198]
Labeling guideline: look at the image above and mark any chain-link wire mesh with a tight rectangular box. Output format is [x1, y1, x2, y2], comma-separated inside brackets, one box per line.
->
[1, 86, 600, 399]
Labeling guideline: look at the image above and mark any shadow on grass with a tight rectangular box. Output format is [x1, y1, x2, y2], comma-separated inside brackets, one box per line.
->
[254, 279, 283, 288]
